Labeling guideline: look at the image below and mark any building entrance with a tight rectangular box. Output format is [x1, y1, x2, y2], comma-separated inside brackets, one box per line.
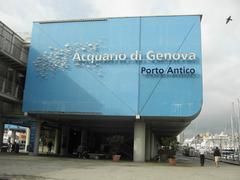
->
[67, 127, 134, 160]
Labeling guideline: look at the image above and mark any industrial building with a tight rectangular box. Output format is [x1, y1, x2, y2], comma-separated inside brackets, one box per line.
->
[1, 15, 202, 162]
[0, 21, 29, 151]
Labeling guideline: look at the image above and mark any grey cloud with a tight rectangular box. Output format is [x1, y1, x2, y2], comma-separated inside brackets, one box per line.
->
[150, 0, 240, 137]
[0, 0, 95, 33]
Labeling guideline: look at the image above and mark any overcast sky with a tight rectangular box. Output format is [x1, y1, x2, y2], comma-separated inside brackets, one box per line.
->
[1, 0, 240, 138]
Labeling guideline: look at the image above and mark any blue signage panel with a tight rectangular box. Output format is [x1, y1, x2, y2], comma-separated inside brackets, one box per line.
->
[23, 15, 202, 119]
[139, 16, 202, 117]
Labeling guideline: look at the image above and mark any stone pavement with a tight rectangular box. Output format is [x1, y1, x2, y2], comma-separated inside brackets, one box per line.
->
[0, 153, 239, 180]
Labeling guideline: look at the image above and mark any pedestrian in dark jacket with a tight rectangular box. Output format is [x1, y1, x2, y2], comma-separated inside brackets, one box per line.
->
[213, 147, 221, 167]
[199, 147, 205, 166]
[47, 141, 53, 154]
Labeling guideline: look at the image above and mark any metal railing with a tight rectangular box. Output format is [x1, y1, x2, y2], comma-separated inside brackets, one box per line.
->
[0, 76, 23, 100]
[0, 21, 28, 65]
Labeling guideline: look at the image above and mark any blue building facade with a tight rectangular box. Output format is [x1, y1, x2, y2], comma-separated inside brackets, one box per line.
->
[22, 15, 202, 161]
[23, 15, 202, 118]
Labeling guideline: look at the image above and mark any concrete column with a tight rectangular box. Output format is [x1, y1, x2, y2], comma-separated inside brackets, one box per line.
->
[150, 133, 155, 159]
[24, 127, 30, 152]
[33, 121, 41, 156]
[54, 129, 60, 154]
[60, 126, 69, 156]
[154, 137, 159, 157]
[0, 120, 4, 148]
[145, 126, 151, 161]
[133, 121, 146, 162]
[1, 78, 6, 93]
[81, 130, 87, 145]
[151, 133, 159, 159]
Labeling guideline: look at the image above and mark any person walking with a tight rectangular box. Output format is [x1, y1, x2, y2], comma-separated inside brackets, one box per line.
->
[213, 147, 221, 167]
[47, 141, 53, 154]
[199, 147, 205, 166]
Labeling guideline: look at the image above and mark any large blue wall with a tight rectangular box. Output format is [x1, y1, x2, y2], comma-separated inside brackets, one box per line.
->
[23, 15, 202, 118]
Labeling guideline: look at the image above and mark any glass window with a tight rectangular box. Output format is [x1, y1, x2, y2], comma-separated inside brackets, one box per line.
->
[0, 25, 3, 33]
[2, 29, 13, 53]
[12, 36, 23, 59]
[0, 76, 4, 92]
[0, 63, 7, 78]
[2, 28, 12, 41]
[4, 68, 14, 95]
[0, 25, 3, 49]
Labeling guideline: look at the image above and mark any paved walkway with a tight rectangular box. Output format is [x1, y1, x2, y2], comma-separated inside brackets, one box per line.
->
[0, 153, 239, 180]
